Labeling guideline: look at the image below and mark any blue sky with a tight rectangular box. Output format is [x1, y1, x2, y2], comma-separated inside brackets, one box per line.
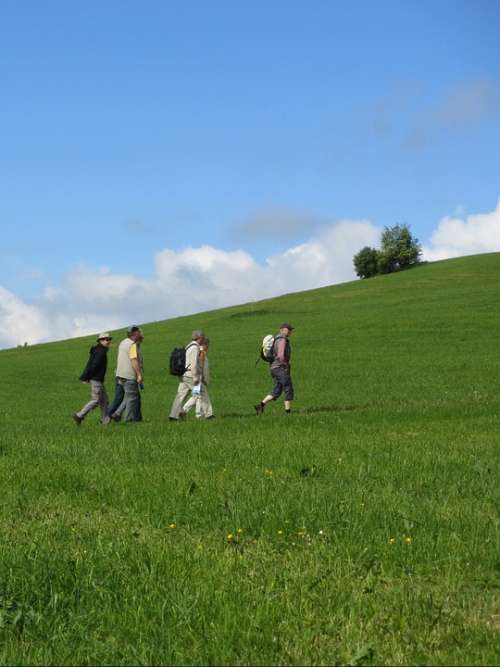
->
[1, 0, 500, 346]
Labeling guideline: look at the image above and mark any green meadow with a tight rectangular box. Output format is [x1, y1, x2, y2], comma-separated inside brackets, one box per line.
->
[0, 253, 499, 666]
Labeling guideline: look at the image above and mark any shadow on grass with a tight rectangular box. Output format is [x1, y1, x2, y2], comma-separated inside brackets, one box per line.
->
[220, 402, 374, 419]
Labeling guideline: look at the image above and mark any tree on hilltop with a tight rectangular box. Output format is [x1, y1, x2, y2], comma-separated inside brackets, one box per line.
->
[353, 224, 422, 278]
[378, 224, 422, 273]
[353, 246, 379, 279]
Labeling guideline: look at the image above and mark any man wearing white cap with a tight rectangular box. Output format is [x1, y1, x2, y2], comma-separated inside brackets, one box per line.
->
[73, 332, 113, 425]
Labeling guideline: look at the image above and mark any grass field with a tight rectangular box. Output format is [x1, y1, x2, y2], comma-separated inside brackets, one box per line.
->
[0, 253, 499, 666]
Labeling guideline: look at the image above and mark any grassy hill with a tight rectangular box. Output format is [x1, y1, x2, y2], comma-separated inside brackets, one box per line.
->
[0, 253, 499, 665]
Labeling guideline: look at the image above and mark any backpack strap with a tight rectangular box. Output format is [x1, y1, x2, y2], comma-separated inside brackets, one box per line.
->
[184, 341, 198, 370]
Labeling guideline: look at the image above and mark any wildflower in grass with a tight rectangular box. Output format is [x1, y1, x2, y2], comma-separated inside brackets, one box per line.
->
[318, 529, 325, 535]
[389, 537, 396, 544]
[404, 536, 412, 544]
[278, 530, 283, 535]
[227, 533, 234, 541]
[169, 523, 176, 529]
[237, 528, 243, 534]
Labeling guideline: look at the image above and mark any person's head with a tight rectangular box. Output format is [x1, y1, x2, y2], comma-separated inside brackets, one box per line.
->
[192, 329, 205, 344]
[279, 323, 294, 337]
[97, 332, 113, 348]
[127, 325, 143, 342]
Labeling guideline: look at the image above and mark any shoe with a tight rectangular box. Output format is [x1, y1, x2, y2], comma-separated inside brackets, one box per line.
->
[206, 415, 215, 420]
[254, 403, 264, 416]
[178, 411, 187, 420]
[72, 414, 82, 426]
[110, 413, 121, 422]
[168, 417, 178, 422]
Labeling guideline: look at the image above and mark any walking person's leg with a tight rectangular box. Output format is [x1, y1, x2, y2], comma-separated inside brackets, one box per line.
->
[199, 385, 213, 418]
[73, 380, 100, 424]
[122, 380, 140, 422]
[98, 383, 110, 424]
[112, 380, 127, 419]
[107, 377, 124, 418]
[255, 368, 283, 415]
[282, 372, 294, 413]
[182, 393, 197, 416]
[169, 378, 193, 420]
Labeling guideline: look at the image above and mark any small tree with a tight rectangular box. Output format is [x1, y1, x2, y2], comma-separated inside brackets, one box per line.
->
[380, 224, 422, 271]
[353, 246, 380, 279]
[353, 223, 422, 279]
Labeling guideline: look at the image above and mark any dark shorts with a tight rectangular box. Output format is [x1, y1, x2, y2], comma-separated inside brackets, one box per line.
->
[271, 366, 294, 401]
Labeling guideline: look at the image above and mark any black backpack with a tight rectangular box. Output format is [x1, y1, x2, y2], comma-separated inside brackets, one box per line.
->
[169, 343, 196, 377]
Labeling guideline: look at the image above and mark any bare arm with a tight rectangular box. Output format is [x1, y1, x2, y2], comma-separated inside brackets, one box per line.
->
[131, 358, 143, 383]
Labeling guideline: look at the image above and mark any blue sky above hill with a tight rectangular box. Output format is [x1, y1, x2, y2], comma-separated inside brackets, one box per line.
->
[1, 0, 500, 347]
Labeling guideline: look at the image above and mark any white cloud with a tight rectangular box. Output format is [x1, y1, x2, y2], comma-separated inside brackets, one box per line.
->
[423, 198, 500, 261]
[3, 199, 499, 350]
[0, 219, 380, 349]
[0, 287, 51, 347]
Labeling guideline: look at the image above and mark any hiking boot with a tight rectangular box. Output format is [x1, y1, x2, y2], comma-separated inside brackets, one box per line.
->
[110, 413, 121, 423]
[168, 417, 178, 422]
[72, 413, 82, 426]
[254, 403, 264, 416]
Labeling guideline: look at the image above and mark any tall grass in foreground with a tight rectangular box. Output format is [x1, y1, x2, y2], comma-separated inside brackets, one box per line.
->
[0, 254, 499, 665]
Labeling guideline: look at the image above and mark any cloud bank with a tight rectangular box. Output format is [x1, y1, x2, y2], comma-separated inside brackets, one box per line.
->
[2, 199, 500, 350]
[423, 198, 500, 261]
[0, 219, 379, 349]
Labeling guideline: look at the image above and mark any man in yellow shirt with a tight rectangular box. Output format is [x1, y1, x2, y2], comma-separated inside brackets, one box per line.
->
[110, 325, 144, 422]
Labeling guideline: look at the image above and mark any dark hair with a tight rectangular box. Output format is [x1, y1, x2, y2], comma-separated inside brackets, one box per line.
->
[127, 325, 141, 336]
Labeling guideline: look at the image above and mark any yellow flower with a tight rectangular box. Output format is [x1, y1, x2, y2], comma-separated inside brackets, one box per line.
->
[404, 536, 412, 544]
[237, 528, 243, 534]
[277, 530, 283, 535]
[227, 533, 234, 541]
[389, 537, 396, 544]
[169, 523, 176, 529]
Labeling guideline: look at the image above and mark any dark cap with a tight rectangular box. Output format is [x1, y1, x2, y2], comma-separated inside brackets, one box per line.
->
[280, 323, 294, 331]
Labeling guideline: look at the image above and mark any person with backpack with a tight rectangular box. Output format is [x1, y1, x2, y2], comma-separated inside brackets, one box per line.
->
[72, 332, 113, 425]
[255, 323, 294, 416]
[181, 337, 214, 419]
[169, 330, 205, 421]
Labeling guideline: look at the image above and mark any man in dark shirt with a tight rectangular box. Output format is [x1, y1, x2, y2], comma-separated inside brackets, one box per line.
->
[255, 323, 294, 416]
[72, 332, 113, 425]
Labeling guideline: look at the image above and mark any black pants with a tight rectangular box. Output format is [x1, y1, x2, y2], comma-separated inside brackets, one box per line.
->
[271, 367, 294, 401]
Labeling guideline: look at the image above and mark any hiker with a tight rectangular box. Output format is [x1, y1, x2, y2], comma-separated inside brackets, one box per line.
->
[181, 337, 214, 419]
[255, 323, 294, 416]
[73, 332, 113, 425]
[169, 330, 205, 421]
[109, 325, 144, 422]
